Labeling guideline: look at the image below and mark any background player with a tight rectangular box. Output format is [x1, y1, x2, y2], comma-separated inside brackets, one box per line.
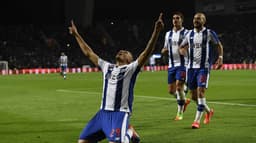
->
[179, 12, 223, 129]
[59, 52, 68, 79]
[161, 11, 190, 121]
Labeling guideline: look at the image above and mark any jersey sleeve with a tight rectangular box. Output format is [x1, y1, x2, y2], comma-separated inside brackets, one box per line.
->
[128, 60, 140, 74]
[98, 58, 110, 72]
[163, 31, 170, 49]
[209, 29, 220, 44]
[180, 31, 189, 47]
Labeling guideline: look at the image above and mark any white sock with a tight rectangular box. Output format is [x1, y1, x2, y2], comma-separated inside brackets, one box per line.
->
[194, 98, 206, 122]
[204, 104, 210, 113]
[176, 91, 185, 114]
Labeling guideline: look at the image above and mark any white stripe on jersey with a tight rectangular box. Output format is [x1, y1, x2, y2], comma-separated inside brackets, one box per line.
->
[98, 58, 140, 113]
[163, 27, 188, 68]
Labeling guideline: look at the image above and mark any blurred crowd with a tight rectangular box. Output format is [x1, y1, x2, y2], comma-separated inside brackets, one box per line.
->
[0, 13, 255, 69]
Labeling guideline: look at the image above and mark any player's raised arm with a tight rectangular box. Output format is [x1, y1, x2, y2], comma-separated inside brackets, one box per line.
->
[69, 20, 99, 66]
[137, 13, 164, 67]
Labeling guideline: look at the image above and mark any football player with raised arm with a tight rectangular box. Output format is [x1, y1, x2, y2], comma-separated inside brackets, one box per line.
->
[69, 13, 164, 143]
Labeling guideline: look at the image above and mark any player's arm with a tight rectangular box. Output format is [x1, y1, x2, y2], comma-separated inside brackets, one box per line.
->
[179, 39, 189, 56]
[210, 30, 223, 69]
[215, 42, 223, 69]
[161, 47, 168, 55]
[161, 32, 169, 56]
[137, 13, 164, 67]
[68, 20, 99, 66]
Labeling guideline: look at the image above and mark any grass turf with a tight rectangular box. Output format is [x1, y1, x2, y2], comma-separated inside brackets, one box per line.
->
[0, 70, 255, 143]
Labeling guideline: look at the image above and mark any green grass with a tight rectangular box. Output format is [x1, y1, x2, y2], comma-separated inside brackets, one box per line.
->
[0, 70, 256, 143]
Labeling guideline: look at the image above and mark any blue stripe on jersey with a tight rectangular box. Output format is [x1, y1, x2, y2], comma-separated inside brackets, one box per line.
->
[189, 31, 195, 68]
[209, 30, 219, 69]
[209, 30, 220, 42]
[102, 65, 114, 109]
[128, 67, 141, 112]
[114, 67, 126, 110]
[168, 31, 174, 67]
[200, 29, 208, 68]
[179, 29, 186, 66]
[208, 43, 213, 69]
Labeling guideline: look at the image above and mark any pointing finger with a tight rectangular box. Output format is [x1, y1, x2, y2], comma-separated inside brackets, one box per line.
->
[71, 20, 74, 26]
[158, 13, 163, 20]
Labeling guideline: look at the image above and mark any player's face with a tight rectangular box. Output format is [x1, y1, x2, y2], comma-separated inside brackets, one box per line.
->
[193, 13, 205, 29]
[172, 14, 183, 28]
[116, 50, 133, 64]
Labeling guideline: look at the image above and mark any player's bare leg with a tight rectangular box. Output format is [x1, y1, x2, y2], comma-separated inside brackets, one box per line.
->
[168, 82, 176, 98]
[191, 87, 213, 128]
[78, 139, 89, 143]
[174, 80, 185, 120]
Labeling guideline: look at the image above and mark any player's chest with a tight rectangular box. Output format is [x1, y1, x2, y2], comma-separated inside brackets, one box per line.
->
[105, 67, 127, 83]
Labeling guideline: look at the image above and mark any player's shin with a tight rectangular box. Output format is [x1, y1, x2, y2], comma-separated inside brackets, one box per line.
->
[176, 90, 185, 113]
[194, 98, 206, 122]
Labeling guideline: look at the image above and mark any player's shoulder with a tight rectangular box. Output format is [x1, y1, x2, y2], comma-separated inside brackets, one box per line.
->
[165, 30, 172, 36]
[183, 29, 193, 37]
[206, 28, 219, 39]
[183, 28, 190, 36]
[206, 28, 217, 34]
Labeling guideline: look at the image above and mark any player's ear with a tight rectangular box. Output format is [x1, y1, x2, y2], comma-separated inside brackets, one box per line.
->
[127, 52, 133, 63]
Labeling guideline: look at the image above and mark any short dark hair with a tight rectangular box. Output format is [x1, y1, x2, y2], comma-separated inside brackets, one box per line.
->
[172, 11, 184, 21]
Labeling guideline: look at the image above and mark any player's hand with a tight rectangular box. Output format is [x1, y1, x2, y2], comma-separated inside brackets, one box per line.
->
[155, 13, 164, 32]
[215, 56, 223, 69]
[68, 20, 78, 36]
[179, 45, 188, 56]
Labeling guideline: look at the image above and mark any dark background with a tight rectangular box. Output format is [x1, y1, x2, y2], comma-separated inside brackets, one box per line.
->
[1, 0, 256, 69]
[0, 0, 195, 24]
[1, 0, 65, 24]
[93, 0, 195, 20]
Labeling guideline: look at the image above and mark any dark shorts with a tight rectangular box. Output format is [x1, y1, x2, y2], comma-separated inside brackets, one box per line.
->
[187, 68, 209, 90]
[79, 110, 130, 142]
[167, 66, 186, 84]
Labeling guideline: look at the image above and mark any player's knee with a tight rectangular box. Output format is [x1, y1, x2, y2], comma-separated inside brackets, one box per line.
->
[198, 88, 205, 98]
[78, 139, 89, 143]
[168, 89, 176, 96]
[176, 85, 182, 92]
[176, 81, 184, 90]
[191, 95, 197, 101]
[191, 90, 197, 101]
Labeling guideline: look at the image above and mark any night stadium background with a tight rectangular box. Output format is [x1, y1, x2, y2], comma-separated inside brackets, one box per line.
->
[0, 0, 256, 143]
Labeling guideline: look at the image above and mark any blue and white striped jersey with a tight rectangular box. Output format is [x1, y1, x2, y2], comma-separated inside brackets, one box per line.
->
[98, 58, 141, 113]
[60, 55, 68, 66]
[180, 27, 220, 69]
[163, 27, 188, 68]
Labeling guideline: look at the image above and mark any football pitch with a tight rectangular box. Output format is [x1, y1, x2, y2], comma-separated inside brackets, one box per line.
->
[0, 70, 255, 143]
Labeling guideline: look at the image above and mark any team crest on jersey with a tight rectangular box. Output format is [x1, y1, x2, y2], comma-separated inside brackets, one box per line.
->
[106, 66, 126, 83]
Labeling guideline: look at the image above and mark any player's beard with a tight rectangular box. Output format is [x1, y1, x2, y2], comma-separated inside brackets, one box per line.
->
[116, 55, 124, 63]
[116, 55, 128, 65]
[194, 22, 202, 29]
[116, 56, 121, 62]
